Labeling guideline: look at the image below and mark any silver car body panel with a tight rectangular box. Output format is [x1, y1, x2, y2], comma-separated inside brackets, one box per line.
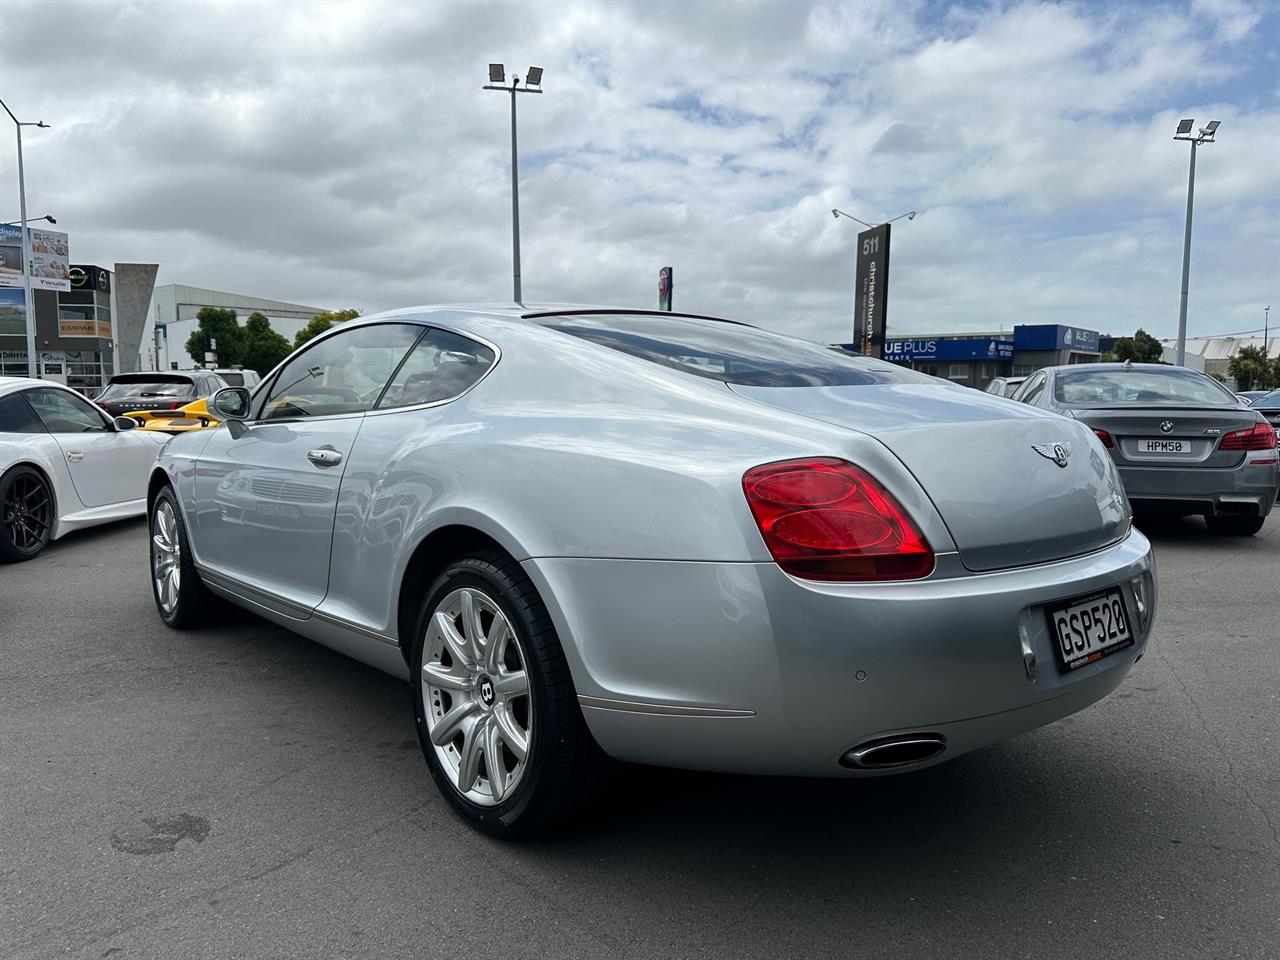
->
[152, 306, 1157, 776]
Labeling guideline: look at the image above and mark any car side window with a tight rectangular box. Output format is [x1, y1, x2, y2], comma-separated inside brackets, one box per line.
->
[376, 328, 496, 410]
[0, 392, 47, 434]
[258, 323, 421, 421]
[25, 388, 110, 433]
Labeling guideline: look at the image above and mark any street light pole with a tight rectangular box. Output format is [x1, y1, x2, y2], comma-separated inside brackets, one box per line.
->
[1172, 119, 1219, 368]
[1, 98, 50, 380]
[484, 64, 543, 304]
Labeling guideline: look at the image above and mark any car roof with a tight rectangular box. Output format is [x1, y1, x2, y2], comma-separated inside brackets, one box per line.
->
[0, 376, 94, 399]
[1035, 362, 1202, 376]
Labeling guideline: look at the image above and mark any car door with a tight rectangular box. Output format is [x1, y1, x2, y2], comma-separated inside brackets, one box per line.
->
[192, 322, 423, 613]
[23, 387, 153, 508]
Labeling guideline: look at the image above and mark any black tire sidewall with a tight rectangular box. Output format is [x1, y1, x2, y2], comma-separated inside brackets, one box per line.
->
[1206, 514, 1265, 536]
[150, 487, 205, 627]
[410, 556, 572, 838]
[0, 465, 53, 562]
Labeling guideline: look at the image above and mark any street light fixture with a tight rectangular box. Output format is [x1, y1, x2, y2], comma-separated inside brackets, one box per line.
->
[2, 214, 56, 226]
[1172, 117, 1219, 367]
[483, 64, 544, 303]
[831, 208, 916, 228]
[0, 97, 50, 380]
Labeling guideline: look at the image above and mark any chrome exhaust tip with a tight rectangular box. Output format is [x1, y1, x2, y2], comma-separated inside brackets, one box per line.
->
[840, 733, 947, 770]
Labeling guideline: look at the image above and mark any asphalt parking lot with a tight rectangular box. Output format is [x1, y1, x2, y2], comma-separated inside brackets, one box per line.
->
[1, 515, 1276, 960]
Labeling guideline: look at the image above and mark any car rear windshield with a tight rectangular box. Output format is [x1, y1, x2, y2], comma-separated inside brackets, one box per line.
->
[217, 372, 244, 386]
[529, 313, 933, 388]
[1054, 367, 1238, 406]
[99, 375, 196, 399]
[1250, 391, 1280, 407]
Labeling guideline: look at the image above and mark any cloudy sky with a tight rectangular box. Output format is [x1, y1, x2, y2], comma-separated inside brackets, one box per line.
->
[1, 0, 1276, 344]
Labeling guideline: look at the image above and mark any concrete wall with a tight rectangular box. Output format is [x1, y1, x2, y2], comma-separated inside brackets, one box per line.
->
[113, 263, 159, 373]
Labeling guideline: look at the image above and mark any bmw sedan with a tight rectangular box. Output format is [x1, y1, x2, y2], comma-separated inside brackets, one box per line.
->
[1011, 363, 1278, 535]
[146, 306, 1156, 836]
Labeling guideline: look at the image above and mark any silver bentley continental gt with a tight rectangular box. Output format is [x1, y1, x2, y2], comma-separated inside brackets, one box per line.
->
[146, 306, 1157, 836]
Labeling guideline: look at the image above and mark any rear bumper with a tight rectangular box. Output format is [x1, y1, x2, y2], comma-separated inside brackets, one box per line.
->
[523, 529, 1156, 777]
[1119, 460, 1278, 515]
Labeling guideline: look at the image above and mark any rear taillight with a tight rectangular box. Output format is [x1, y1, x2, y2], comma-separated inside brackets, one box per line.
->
[170, 401, 182, 410]
[1218, 421, 1278, 451]
[1093, 428, 1114, 448]
[742, 458, 934, 581]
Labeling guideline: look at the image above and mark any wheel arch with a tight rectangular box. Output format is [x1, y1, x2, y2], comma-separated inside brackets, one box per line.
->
[147, 466, 173, 510]
[2, 459, 59, 535]
[395, 524, 517, 667]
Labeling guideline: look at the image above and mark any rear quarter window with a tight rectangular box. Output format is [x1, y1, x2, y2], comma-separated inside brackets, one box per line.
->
[528, 313, 933, 388]
[0, 392, 46, 434]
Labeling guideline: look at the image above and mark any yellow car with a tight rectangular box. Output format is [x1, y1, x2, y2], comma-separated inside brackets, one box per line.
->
[126, 397, 223, 434]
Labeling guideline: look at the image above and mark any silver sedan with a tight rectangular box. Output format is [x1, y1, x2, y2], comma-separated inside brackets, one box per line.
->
[1011, 363, 1279, 535]
[146, 306, 1156, 836]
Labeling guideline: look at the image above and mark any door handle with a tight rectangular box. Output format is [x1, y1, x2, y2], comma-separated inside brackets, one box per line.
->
[307, 448, 343, 467]
[66, 451, 84, 463]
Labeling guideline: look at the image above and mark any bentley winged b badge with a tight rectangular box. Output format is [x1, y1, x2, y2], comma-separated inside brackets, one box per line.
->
[1031, 441, 1073, 468]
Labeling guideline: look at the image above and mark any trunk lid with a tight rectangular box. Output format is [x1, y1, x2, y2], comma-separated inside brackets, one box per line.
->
[1070, 406, 1262, 469]
[728, 382, 1130, 572]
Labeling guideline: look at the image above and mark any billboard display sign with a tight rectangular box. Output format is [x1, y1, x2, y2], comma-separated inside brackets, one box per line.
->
[658, 266, 673, 312]
[883, 337, 1015, 363]
[853, 223, 890, 358]
[0, 288, 25, 336]
[0, 225, 71, 291]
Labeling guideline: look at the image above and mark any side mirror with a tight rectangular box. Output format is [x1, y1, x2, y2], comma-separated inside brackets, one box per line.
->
[113, 415, 139, 431]
[211, 386, 251, 421]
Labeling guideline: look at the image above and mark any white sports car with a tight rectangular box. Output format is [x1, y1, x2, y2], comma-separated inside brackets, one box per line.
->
[0, 377, 169, 562]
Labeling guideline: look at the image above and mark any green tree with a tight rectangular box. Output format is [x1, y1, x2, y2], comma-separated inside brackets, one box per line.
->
[294, 308, 360, 349]
[1228, 345, 1272, 392]
[1111, 328, 1164, 364]
[240, 312, 292, 375]
[1270, 356, 1280, 391]
[185, 306, 244, 367]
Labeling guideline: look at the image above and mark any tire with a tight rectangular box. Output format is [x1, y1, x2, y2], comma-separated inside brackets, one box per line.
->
[149, 486, 216, 628]
[1205, 514, 1265, 537]
[410, 550, 602, 838]
[0, 465, 53, 563]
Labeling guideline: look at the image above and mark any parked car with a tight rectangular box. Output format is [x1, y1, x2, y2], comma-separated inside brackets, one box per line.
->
[1010, 363, 1278, 535]
[147, 306, 1155, 837]
[984, 375, 1027, 398]
[0, 377, 169, 562]
[210, 367, 261, 389]
[96, 371, 228, 419]
[1235, 390, 1268, 404]
[127, 397, 222, 434]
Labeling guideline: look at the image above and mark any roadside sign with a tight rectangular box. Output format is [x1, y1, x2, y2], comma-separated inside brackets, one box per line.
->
[853, 223, 891, 359]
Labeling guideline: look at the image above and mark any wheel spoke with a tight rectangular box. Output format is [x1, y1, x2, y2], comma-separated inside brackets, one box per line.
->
[484, 719, 507, 802]
[493, 668, 528, 699]
[421, 660, 469, 691]
[429, 698, 477, 746]
[456, 717, 485, 793]
[434, 610, 475, 666]
[460, 589, 485, 650]
[492, 703, 528, 762]
[483, 616, 509, 674]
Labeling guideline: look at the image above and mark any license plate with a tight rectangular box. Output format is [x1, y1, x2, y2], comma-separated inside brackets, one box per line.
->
[1139, 438, 1190, 454]
[1047, 588, 1133, 672]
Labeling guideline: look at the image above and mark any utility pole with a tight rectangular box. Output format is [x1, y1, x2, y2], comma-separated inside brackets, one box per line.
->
[1172, 119, 1219, 367]
[1, 98, 50, 379]
[483, 65, 543, 304]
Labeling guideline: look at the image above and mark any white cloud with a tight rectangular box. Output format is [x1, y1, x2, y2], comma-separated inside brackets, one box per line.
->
[0, 0, 1274, 345]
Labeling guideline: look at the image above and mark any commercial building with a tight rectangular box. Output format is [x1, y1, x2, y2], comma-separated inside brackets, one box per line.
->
[842, 324, 1103, 389]
[0, 264, 117, 394]
[1156, 336, 1280, 381]
[149, 285, 328, 370]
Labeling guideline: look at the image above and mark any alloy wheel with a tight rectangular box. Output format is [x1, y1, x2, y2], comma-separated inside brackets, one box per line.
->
[421, 587, 532, 806]
[3, 473, 51, 555]
[152, 500, 182, 615]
